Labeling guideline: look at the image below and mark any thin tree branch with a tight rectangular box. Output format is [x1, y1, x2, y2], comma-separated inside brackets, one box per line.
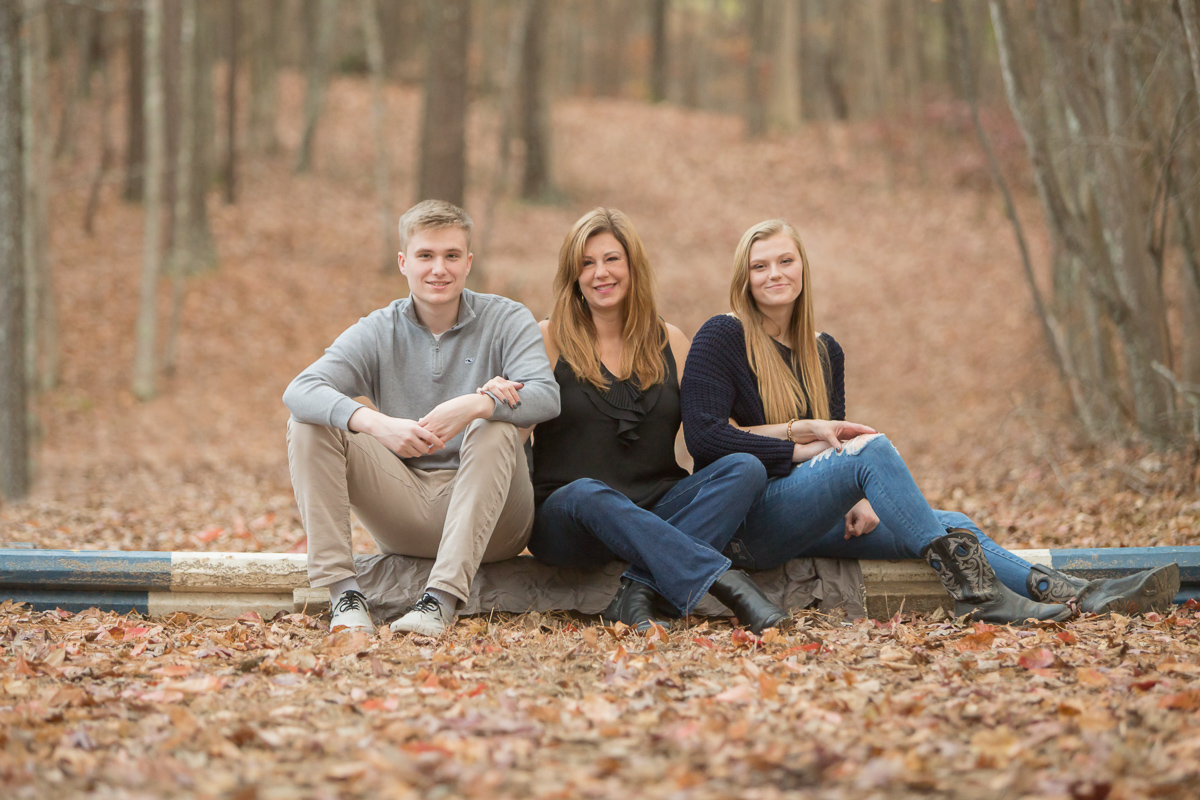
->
[953, 0, 1065, 383]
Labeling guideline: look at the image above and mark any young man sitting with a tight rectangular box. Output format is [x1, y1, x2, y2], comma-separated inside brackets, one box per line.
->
[283, 200, 559, 636]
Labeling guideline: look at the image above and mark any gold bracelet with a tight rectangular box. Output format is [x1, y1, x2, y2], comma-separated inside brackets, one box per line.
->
[786, 419, 799, 443]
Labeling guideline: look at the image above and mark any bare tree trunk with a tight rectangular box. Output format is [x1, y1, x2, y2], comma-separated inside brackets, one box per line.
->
[744, 0, 768, 137]
[1178, 0, 1200, 105]
[824, 3, 850, 120]
[1001, 0, 1178, 441]
[1086, 13, 1174, 437]
[649, 0, 668, 103]
[519, 0, 552, 201]
[770, 0, 801, 130]
[1180, 229, 1200, 386]
[863, 0, 887, 117]
[952, 0, 1092, 432]
[191, 0, 217, 269]
[162, 0, 180, 253]
[594, 0, 625, 97]
[167, 0, 217, 281]
[558, 0, 584, 97]
[22, 0, 43, 392]
[418, 0, 470, 206]
[477, 0, 499, 95]
[248, 0, 279, 154]
[361, 0, 393, 270]
[163, 0, 198, 377]
[294, 0, 338, 173]
[223, 0, 238, 204]
[53, 6, 92, 160]
[384, 0, 424, 81]
[477, 0, 534, 274]
[83, 24, 114, 236]
[1171, 8, 1200, 388]
[900, 0, 926, 180]
[678, 3, 701, 108]
[133, 0, 165, 402]
[1, 0, 29, 500]
[124, 3, 145, 201]
[991, 0, 1113, 433]
[23, 0, 53, 392]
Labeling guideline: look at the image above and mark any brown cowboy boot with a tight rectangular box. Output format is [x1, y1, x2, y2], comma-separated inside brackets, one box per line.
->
[1026, 562, 1179, 616]
[922, 529, 1070, 623]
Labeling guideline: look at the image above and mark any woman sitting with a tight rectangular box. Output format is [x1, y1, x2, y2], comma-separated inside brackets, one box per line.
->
[680, 219, 1178, 623]
[486, 208, 787, 634]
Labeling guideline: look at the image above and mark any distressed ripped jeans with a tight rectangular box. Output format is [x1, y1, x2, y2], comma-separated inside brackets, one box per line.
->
[729, 434, 1038, 597]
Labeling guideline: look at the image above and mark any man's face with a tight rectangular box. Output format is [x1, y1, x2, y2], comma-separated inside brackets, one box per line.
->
[398, 227, 473, 312]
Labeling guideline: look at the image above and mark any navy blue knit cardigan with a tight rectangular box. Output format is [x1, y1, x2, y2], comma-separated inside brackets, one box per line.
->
[681, 314, 845, 478]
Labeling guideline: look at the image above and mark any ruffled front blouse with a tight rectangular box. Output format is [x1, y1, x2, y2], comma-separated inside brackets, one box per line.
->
[533, 343, 688, 509]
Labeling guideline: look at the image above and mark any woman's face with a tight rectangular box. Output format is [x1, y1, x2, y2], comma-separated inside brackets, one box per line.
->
[578, 232, 630, 313]
[747, 233, 803, 313]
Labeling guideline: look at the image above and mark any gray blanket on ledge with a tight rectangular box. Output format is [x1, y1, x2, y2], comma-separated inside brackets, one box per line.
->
[353, 554, 865, 623]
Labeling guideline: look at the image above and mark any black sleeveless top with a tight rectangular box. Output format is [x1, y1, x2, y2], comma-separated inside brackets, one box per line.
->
[533, 343, 689, 509]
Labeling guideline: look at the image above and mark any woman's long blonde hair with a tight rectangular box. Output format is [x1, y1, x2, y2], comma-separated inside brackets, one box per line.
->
[550, 208, 667, 391]
[730, 219, 829, 423]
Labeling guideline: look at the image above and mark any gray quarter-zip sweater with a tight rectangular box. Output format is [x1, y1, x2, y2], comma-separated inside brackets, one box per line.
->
[283, 289, 559, 470]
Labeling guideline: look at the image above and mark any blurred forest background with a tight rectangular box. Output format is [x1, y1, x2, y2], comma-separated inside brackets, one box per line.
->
[0, 0, 1199, 555]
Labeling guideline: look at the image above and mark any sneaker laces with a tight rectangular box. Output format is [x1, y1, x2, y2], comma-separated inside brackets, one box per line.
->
[411, 593, 442, 615]
[333, 590, 368, 615]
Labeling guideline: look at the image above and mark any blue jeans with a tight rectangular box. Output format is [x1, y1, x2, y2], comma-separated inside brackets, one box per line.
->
[728, 434, 1037, 598]
[529, 453, 767, 614]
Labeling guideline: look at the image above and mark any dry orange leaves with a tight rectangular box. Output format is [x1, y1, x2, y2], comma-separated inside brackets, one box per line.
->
[3, 599, 1200, 799]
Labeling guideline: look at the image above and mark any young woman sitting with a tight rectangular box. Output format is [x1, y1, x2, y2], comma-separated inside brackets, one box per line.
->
[679, 219, 1178, 623]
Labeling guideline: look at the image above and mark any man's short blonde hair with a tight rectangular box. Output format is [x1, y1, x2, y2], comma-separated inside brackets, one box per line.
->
[398, 200, 473, 253]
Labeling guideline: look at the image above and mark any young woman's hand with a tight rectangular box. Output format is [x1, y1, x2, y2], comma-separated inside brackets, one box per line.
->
[477, 376, 524, 409]
[844, 499, 879, 539]
[792, 440, 833, 463]
[419, 393, 495, 443]
[792, 419, 878, 451]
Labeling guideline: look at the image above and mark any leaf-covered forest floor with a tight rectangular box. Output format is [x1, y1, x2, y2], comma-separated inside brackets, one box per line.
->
[3, 73, 1200, 798]
[6, 603, 1200, 800]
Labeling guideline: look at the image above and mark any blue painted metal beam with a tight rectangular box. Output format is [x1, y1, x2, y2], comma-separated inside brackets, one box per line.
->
[4, 589, 149, 615]
[0, 550, 171, 591]
[1050, 547, 1200, 584]
[1, 548, 1198, 617]
[1176, 587, 1200, 605]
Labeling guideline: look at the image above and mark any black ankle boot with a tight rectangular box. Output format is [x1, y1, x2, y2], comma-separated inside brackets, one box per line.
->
[708, 569, 787, 635]
[1026, 562, 1180, 615]
[922, 529, 1071, 624]
[600, 577, 669, 632]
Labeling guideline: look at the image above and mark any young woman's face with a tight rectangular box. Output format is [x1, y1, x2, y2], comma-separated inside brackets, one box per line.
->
[578, 232, 630, 313]
[748, 233, 803, 313]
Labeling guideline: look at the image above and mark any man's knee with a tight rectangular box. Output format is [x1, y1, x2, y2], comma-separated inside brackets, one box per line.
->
[286, 418, 347, 463]
[460, 419, 521, 457]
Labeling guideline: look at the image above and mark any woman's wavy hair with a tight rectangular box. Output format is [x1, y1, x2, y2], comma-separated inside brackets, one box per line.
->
[550, 208, 667, 391]
[729, 219, 829, 423]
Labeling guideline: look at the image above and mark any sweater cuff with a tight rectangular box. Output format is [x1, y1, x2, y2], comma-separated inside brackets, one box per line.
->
[763, 440, 796, 477]
[329, 396, 365, 431]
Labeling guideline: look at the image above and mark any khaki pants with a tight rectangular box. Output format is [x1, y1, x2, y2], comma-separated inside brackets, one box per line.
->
[286, 418, 534, 603]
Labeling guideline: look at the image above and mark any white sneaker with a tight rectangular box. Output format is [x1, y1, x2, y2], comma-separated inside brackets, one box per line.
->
[329, 589, 375, 633]
[390, 592, 455, 636]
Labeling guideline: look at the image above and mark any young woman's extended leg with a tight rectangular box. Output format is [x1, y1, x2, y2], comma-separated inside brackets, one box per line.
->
[732, 434, 1068, 623]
